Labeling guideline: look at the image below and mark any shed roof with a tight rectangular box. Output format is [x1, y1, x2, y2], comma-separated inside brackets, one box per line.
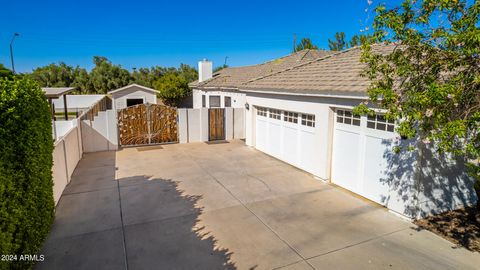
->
[108, 83, 159, 94]
[42, 87, 75, 98]
[241, 44, 397, 96]
[191, 49, 334, 90]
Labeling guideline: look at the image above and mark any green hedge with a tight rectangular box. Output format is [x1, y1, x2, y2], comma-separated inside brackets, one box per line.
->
[0, 78, 54, 269]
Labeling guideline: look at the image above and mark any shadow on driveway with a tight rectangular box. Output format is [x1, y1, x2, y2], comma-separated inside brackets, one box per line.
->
[35, 151, 236, 270]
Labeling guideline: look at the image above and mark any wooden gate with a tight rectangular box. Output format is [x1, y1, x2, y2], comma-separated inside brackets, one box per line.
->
[117, 103, 178, 146]
[209, 108, 225, 141]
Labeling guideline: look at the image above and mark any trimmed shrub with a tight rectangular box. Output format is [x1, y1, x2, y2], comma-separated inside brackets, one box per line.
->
[0, 78, 54, 269]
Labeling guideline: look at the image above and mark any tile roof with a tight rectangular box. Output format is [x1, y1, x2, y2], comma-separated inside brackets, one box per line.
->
[242, 44, 397, 95]
[191, 49, 334, 89]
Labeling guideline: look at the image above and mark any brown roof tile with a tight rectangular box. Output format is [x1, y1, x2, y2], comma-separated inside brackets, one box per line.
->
[192, 49, 334, 89]
[242, 44, 397, 95]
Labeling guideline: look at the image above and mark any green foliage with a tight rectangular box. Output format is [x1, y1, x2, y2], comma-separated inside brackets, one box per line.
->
[132, 67, 156, 88]
[71, 67, 93, 94]
[28, 62, 75, 87]
[26, 58, 198, 95]
[154, 73, 191, 106]
[89, 56, 132, 94]
[178, 64, 198, 83]
[295, 38, 318, 52]
[328, 32, 348, 51]
[349, 34, 362, 47]
[360, 0, 480, 204]
[0, 64, 13, 79]
[328, 32, 371, 51]
[0, 78, 55, 269]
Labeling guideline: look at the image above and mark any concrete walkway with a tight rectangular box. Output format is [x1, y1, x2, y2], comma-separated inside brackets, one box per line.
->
[37, 140, 480, 270]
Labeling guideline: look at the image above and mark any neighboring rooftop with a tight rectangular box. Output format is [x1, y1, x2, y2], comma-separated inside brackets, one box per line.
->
[191, 49, 334, 89]
[42, 87, 75, 99]
[242, 44, 397, 96]
[108, 83, 159, 94]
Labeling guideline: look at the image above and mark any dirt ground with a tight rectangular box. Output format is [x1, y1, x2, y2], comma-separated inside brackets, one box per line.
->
[415, 207, 480, 252]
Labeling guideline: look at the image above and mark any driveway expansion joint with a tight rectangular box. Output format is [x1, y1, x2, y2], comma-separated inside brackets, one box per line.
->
[304, 227, 411, 261]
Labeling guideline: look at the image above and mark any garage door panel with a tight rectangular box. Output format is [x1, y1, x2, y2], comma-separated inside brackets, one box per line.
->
[332, 108, 400, 206]
[362, 136, 394, 204]
[298, 130, 317, 174]
[254, 107, 319, 176]
[267, 122, 282, 158]
[332, 129, 361, 192]
[282, 126, 299, 166]
[255, 119, 268, 152]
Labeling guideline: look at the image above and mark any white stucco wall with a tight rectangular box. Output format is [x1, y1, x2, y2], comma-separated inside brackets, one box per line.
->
[111, 86, 157, 110]
[192, 89, 246, 109]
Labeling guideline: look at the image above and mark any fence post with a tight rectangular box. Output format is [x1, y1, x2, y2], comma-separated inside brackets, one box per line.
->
[62, 139, 69, 183]
[147, 104, 151, 145]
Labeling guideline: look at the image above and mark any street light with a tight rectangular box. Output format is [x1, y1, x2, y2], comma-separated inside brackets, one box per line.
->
[10, 33, 19, 74]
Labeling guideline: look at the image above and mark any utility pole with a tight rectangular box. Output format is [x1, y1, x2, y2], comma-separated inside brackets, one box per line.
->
[10, 33, 19, 74]
[224, 56, 229, 67]
[293, 33, 297, 52]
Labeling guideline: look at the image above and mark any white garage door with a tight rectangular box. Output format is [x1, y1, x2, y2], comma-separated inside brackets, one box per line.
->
[331, 109, 397, 205]
[255, 107, 320, 176]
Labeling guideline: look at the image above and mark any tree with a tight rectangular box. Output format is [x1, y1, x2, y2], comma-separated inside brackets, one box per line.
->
[71, 66, 92, 94]
[131, 67, 155, 88]
[349, 34, 361, 47]
[89, 56, 132, 94]
[178, 63, 198, 83]
[328, 32, 348, 51]
[153, 73, 191, 106]
[295, 38, 318, 52]
[28, 62, 75, 87]
[0, 64, 13, 79]
[356, 0, 480, 207]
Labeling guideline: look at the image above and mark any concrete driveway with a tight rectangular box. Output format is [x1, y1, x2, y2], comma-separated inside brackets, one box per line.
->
[37, 140, 480, 270]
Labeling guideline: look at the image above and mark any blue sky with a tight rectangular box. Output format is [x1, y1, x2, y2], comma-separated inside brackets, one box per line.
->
[1, 0, 379, 73]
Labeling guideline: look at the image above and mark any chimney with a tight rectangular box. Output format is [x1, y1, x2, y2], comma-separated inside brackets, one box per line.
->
[198, 59, 213, 82]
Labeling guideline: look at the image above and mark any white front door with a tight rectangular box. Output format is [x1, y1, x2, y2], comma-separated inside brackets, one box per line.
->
[255, 107, 320, 176]
[331, 109, 397, 205]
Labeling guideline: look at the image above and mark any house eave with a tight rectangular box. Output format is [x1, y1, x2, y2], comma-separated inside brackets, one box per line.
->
[194, 86, 241, 92]
[238, 87, 369, 100]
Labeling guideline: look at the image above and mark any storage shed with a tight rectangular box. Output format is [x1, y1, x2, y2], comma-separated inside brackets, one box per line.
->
[109, 84, 159, 110]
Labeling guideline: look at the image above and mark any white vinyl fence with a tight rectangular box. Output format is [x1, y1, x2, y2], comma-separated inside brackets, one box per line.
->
[177, 107, 245, 143]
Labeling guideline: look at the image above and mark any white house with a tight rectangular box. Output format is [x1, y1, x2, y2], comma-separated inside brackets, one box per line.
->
[109, 84, 159, 110]
[191, 45, 477, 219]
